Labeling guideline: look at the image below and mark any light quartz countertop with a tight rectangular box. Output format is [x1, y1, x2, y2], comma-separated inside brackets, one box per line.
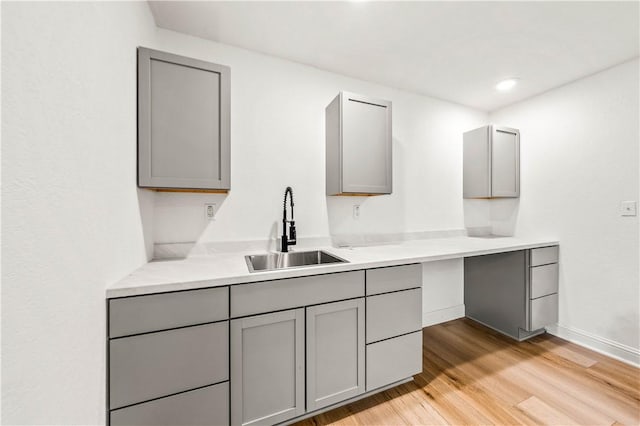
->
[107, 236, 559, 298]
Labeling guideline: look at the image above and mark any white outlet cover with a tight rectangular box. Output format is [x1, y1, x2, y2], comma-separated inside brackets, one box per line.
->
[205, 203, 217, 220]
[353, 205, 360, 219]
[621, 201, 637, 217]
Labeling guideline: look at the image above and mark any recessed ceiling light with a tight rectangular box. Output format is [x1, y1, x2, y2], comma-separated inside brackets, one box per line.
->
[495, 78, 519, 92]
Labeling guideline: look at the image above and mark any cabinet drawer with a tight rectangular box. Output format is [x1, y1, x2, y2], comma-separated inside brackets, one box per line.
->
[109, 287, 228, 338]
[366, 331, 422, 391]
[110, 382, 229, 426]
[528, 293, 559, 331]
[530, 246, 559, 266]
[110, 322, 228, 409]
[231, 271, 364, 317]
[366, 264, 421, 295]
[366, 288, 422, 343]
[530, 263, 559, 299]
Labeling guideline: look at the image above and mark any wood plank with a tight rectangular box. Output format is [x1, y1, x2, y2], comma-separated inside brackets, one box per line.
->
[516, 396, 578, 425]
[532, 336, 598, 367]
[441, 321, 622, 425]
[381, 383, 449, 425]
[296, 318, 640, 426]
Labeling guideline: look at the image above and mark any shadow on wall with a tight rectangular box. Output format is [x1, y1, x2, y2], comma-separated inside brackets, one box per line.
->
[325, 137, 407, 246]
[490, 198, 520, 236]
[152, 191, 230, 244]
[137, 188, 156, 261]
[463, 198, 520, 236]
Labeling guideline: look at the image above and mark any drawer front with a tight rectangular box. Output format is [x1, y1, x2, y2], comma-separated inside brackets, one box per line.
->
[110, 382, 229, 426]
[530, 263, 559, 299]
[529, 293, 559, 331]
[366, 288, 422, 343]
[530, 246, 559, 267]
[231, 271, 364, 317]
[366, 264, 421, 296]
[366, 331, 422, 391]
[109, 287, 228, 338]
[110, 322, 228, 409]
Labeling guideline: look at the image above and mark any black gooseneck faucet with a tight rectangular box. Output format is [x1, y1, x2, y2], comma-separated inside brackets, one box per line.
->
[281, 186, 297, 252]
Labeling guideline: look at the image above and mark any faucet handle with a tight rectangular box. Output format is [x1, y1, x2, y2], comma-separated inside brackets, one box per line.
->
[289, 221, 297, 244]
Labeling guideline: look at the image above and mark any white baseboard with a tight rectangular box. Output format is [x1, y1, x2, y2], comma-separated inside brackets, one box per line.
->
[423, 304, 465, 328]
[546, 324, 640, 367]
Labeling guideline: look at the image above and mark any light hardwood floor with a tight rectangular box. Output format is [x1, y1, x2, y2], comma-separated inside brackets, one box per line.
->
[296, 318, 640, 426]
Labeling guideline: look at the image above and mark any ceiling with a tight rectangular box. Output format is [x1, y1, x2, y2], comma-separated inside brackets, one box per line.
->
[149, 1, 639, 111]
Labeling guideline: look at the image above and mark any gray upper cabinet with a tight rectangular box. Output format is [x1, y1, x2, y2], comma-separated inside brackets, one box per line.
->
[138, 47, 230, 191]
[463, 125, 519, 198]
[326, 92, 392, 195]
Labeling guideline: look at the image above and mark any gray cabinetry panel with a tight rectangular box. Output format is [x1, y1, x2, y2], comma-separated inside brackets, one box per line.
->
[465, 248, 559, 341]
[366, 331, 422, 392]
[326, 92, 392, 195]
[230, 271, 364, 317]
[366, 288, 422, 343]
[530, 263, 559, 299]
[464, 251, 527, 340]
[109, 322, 228, 410]
[138, 47, 230, 190]
[529, 293, 559, 331]
[491, 126, 520, 197]
[110, 382, 229, 426]
[463, 124, 519, 198]
[230, 309, 305, 426]
[109, 287, 228, 338]
[366, 264, 421, 296]
[531, 246, 559, 266]
[306, 298, 365, 411]
[463, 126, 491, 198]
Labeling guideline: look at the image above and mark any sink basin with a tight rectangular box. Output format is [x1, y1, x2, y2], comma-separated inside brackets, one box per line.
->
[245, 250, 348, 273]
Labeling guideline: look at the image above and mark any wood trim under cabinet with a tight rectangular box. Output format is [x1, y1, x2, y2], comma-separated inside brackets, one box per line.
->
[151, 188, 229, 194]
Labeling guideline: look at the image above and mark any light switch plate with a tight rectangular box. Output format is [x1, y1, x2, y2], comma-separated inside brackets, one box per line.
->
[621, 201, 637, 216]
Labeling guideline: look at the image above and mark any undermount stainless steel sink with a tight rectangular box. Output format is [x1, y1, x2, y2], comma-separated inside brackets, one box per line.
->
[245, 250, 348, 273]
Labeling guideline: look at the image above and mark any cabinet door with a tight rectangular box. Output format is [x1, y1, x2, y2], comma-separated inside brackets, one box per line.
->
[463, 126, 491, 198]
[230, 309, 305, 426]
[491, 126, 519, 197]
[341, 92, 392, 194]
[138, 47, 230, 190]
[306, 298, 365, 411]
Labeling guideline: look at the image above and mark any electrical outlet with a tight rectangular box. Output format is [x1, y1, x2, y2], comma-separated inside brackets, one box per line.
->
[205, 203, 216, 221]
[621, 201, 637, 217]
[353, 204, 360, 220]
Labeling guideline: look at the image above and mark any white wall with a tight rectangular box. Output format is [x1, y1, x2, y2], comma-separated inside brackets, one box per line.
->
[2, 2, 157, 424]
[149, 29, 488, 246]
[490, 59, 640, 360]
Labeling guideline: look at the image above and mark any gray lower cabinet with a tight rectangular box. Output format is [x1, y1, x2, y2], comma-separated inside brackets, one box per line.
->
[366, 288, 422, 343]
[306, 298, 365, 411]
[110, 382, 229, 426]
[464, 246, 559, 340]
[230, 309, 305, 426]
[110, 322, 228, 410]
[366, 331, 422, 391]
[107, 286, 230, 426]
[108, 265, 425, 426]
